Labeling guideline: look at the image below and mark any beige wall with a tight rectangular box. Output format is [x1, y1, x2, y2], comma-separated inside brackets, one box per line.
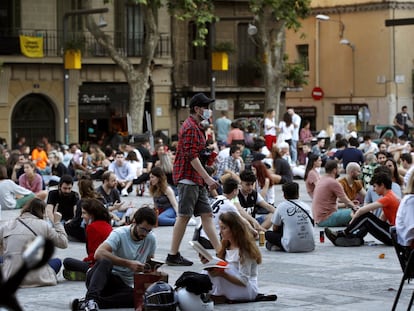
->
[285, 3, 414, 131]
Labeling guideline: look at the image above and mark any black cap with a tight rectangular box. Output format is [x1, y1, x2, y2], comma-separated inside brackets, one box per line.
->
[189, 93, 214, 108]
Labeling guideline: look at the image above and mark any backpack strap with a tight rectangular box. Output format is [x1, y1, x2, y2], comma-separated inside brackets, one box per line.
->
[286, 200, 314, 226]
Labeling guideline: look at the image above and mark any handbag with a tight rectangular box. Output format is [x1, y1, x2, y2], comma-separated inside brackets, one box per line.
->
[133, 265, 168, 311]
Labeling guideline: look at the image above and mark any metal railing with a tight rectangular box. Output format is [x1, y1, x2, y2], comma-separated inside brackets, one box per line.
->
[179, 60, 264, 88]
[0, 29, 171, 58]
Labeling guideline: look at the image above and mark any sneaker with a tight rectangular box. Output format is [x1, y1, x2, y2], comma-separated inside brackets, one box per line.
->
[71, 298, 99, 311]
[265, 241, 280, 251]
[188, 217, 197, 226]
[63, 269, 86, 281]
[335, 236, 364, 247]
[121, 189, 128, 197]
[166, 252, 193, 266]
[324, 228, 339, 245]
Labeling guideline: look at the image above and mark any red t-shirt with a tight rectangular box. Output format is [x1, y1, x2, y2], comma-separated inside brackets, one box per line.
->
[377, 190, 400, 226]
[84, 220, 113, 265]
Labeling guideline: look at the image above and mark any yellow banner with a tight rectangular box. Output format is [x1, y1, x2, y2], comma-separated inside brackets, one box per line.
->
[19, 35, 44, 58]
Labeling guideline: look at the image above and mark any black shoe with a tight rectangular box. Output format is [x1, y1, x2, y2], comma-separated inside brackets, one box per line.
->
[324, 228, 339, 245]
[71, 298, 99, 311]
[335, 236, 364, 247]
[166, 252, 193, 266]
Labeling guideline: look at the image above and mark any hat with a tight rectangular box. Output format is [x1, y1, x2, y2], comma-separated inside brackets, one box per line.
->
[189, 93, 214, 108]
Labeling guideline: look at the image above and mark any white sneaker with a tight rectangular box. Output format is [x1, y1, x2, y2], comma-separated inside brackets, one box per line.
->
[121, 189, 128, 197]
[188, 218, 197, 226]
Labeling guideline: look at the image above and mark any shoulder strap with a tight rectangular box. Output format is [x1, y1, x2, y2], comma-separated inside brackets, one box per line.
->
[287, 200, 314, 226]
[17, 218, 38, 236]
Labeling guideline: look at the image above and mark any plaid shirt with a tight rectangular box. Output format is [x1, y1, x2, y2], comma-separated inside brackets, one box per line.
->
[173, 115, 206, 186]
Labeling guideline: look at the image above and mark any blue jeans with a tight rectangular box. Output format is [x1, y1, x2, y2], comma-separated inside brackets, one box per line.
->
[317, 209, 352, 227]
[290, 139, 298, 164]
[48, 258, 62, 274]
[158, 207, 177, 226]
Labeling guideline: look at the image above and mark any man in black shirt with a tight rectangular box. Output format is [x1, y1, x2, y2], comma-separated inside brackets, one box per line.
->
[46, 174, 79, 222]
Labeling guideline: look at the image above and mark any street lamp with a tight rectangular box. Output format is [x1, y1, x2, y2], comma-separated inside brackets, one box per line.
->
[340, 38, 356, 97]
[316, 14, 345, 39]
[63, 8, 108, 145]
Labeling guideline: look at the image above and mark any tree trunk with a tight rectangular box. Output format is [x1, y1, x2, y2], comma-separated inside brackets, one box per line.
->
[257, 9, 286, 122]
[84, 1, 159, 133]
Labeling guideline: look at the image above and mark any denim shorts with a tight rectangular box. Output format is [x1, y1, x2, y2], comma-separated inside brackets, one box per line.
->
[177, 183, 212, 217]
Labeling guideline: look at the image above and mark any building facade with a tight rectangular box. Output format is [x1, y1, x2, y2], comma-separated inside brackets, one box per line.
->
[0, 0, 173, 148]
[285, 0, 414, 135]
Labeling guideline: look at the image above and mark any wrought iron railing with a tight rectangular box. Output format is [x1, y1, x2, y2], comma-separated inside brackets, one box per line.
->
[0, 29, 171, 58]
[179, 59, 264, 88]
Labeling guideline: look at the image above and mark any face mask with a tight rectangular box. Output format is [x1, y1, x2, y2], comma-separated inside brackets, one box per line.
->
[201, 109, 212, 120]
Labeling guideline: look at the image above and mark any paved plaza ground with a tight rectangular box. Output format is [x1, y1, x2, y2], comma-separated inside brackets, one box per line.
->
[1, 178, 413, 311]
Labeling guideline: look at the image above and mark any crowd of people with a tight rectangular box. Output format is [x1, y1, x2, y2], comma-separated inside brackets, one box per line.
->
[1, 96, 414, 311]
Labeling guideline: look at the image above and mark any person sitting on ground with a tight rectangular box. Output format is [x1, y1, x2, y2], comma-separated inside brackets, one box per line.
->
[47, 151, 67, 187]
[337, 162, 366, 206]
[216, 145, 244, 178]
[396, 173, 414, 248]
[270, 145, 293, 185]
[0, 198, 68, 287]
[46, 174, 80, 223]
[96, 171, 128, 221]
[70, 206, 157, 311]
[63, 198, 112, 281]
[251, 160, 275, 206]
[361, 153, 380, 190]
[304, 154, 322, 199]
[0, 164, 37, 212]
[312, 160, 358, 227]
[18, 161, 48, 201]
[237, 169, 275, 229]
[265, 182, 315, 252]
[31, 141, 49, 175]
[108, 151, 135, 197]
[65, 176, 103, 242]
[335, 137, 364, 171]
[201, 211, 261, 302]
[196, 177, 258, 249]
[325, 171, 400, 247]
[149, 166, 178, 226]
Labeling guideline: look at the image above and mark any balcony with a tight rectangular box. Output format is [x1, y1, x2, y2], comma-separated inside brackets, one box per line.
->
[178, 60, 264, 89]
[0, 29, 171, 59]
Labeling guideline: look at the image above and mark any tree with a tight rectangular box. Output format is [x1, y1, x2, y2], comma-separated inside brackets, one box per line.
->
[83, 0, 310, 131]
[83, 0, 160, 134]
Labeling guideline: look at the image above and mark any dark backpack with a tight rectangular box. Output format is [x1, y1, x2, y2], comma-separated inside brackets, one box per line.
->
[175, 271, 212, 295]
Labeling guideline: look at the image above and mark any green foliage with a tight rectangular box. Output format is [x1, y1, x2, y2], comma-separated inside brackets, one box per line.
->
[64, 36, 86, 52]
[213, 41, 235, 53]
[285, 62, 307, 87]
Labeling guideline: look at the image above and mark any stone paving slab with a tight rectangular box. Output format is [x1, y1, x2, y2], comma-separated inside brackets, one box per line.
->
[2, 179, 412, 310]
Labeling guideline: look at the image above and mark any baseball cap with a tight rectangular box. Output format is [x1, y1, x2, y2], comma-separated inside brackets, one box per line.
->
[189, 93, 214, 108]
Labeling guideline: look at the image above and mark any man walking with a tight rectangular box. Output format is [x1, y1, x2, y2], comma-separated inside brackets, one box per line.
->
[288, 108, 301, 164]
[165, 93, 220, 266]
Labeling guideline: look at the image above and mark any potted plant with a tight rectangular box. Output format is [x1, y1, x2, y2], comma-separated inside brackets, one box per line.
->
[64, 36, 85, 70]
[211, 41, 235, 71]
[285, 62, 308, 88]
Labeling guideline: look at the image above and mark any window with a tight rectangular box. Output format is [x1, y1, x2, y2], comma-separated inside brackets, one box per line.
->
[237, 23, 258, 63]
[188, 21, 208, 61]
[297, 44, 309, 71]
[0, 0, 21, 35]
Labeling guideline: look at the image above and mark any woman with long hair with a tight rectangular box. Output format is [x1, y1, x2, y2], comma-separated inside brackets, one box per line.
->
[63, 198, 112, 281]
[149, 166, 178, 226]
[304, 154, 322, 198]
[271, 145, 293, 185]
[0, 198, 68, 287]
[203, 212, 262, 301]
[64, 176, 103, 242]
[278, 111, 294, 147]
[299, 120, 314, 144]
[251, 160, 275, 206]
[384, 158, 403, 187]
[18, 161, 48, 201]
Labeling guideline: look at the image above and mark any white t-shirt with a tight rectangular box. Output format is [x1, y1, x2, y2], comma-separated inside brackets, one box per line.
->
[291, 113, 301, 141]
[264, 118, 277, 136]
[278, 121, 293, 141]
[396, 194, 414, 246]
[271, 199, 315, 252]
[200, 195, 239, 239]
